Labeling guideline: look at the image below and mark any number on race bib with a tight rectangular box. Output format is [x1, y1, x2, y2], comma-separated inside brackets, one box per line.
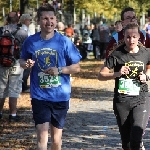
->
[118, 78, 140, 95]
[38, 72, 61, 88]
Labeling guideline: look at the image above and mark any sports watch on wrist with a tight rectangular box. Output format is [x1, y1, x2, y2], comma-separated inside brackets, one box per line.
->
[58, 67, 62, 74]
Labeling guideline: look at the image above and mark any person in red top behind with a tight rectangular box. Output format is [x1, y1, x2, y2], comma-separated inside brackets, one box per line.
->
[65, 24, 74, 39]
[106, 7, 150, 58]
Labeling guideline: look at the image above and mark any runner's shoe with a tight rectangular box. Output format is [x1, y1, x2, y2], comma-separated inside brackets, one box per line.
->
[9, 115, 21, 122]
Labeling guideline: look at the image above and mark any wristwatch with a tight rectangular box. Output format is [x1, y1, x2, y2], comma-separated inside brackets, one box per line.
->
[58, 67, 62, 74]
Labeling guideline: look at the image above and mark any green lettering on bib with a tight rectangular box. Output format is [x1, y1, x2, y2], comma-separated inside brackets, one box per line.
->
[118, 78, 140, 95]
[38, 72, 61, 88]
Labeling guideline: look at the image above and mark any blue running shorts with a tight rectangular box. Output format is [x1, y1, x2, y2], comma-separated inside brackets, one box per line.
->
[31, 98, 69, 128]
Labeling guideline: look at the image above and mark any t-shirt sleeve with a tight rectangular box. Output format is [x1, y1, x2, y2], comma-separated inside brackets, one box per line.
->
[64, 37, 82, 65]
[104, 54, 116, 69]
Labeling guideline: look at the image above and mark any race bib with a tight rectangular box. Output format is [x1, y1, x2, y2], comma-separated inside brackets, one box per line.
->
[38, 72, 61, 88]
[118, 78, 140, 95]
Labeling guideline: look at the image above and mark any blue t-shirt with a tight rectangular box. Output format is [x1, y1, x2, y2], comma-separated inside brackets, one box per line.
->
[146, 24, 150, 38]
[21, 31, 82, 102]
[146, 24, 150, 31]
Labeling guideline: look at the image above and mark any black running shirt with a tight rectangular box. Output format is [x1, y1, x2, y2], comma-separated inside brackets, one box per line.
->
[104, 44, 150, 97]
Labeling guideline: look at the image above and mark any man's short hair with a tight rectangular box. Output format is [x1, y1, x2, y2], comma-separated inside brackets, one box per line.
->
[7, 11, 19, 24]
[121, 7, 135, 21]
[37, 3, 56, 21]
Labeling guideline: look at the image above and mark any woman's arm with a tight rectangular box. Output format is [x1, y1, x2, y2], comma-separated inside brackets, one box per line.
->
[98, 65, 130, 81]
[138, 69, 150, 83]
[98, 66, 120, 81]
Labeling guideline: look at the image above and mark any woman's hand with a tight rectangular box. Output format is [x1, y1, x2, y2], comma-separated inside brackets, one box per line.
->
[139, 72, 147, 83]
[118, 66, 130, 77]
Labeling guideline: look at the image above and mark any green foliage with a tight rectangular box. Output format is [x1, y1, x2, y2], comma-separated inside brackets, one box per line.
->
[28, 0, 45, 8]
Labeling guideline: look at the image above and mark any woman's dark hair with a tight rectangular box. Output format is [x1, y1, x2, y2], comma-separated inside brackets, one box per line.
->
[123, 23, 140, 34]
[121, 7, 135, 21]
[37, 3, 56, 21]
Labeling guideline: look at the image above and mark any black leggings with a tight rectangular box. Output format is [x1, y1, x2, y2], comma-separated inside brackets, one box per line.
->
[113, 96, 150, 150]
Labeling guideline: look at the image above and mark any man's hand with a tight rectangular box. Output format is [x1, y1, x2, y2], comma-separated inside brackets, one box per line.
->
[44, 67, 59, 76]
[26, 59, 35, 68]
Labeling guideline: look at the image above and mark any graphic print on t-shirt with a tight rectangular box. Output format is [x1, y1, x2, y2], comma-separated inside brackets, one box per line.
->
[118, 61, 144, 95]
[125, 61, 144, 79]
[35, 48, 61, 88]
[35, 48, 58, 71]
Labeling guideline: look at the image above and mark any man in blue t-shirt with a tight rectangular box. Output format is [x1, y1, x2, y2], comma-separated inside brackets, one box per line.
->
[19, 3, 81, 150]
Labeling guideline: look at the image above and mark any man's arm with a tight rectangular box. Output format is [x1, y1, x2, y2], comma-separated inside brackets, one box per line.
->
[44, 63, 81, 75]
[61, 63, 80, 74]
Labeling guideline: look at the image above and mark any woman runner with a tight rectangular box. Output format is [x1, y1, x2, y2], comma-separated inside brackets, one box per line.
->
[98, 23, 150, 150]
